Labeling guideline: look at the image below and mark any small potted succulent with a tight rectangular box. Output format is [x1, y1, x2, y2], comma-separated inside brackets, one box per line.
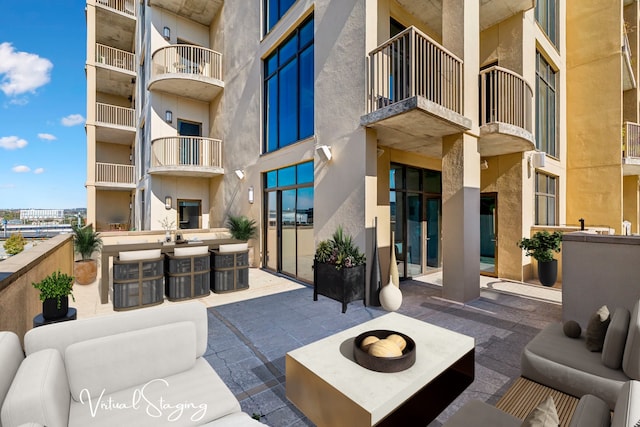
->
[32, 270, 75, 320]
[518, 230, 563, 286]
[313, 226, 366, 313]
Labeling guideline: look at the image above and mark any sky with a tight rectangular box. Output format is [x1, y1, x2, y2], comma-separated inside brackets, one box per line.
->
[0, 1, 87, 209]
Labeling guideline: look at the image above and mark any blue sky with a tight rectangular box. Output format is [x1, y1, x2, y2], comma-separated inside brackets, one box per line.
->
[0, 1, 87, 209]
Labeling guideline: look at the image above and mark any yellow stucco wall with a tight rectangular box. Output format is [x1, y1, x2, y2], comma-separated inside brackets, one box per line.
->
[567, 0, 624, 233]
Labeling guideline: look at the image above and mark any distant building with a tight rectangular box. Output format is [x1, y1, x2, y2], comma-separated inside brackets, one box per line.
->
[19, 209, 65, 222]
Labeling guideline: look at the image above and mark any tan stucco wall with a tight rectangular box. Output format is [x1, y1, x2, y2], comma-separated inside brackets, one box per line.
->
[0, 235, 74, 343]
[567, 0, 624, 233]
[623, 175, 640, 233]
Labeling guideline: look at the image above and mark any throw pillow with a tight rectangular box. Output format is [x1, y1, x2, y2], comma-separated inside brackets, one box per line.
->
[521, 395, 559, 427]
[563, 320, 582, 338]
[585, 305, 611, 352]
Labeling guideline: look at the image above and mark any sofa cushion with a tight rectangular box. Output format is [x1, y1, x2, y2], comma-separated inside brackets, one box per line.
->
[68, 359, 242, 427]
[521, 396, 559, 427]
[119, 249, 161, 261]
[586, 305, 611, 352]
[25, 301, 209, 360]
[441, 400, 520, 427]
[612, 381, 640, 427]
[568, 394, 611, 427]
[0, 332, 24, 411]
[174, 246, 209, 256]
[1, 349, 70, 427]
[603, 308, 631, 370]
[563, 320, 582, 339]
[521, 322, 629, 408]
[623, 301, 640, 380]
[65, 321, 196, 401]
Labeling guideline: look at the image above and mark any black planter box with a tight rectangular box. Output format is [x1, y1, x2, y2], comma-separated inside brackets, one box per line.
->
[314, 261, 365, 313]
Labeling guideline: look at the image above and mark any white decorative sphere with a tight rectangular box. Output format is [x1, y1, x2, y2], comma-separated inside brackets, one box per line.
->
[379, 284, 402, 312]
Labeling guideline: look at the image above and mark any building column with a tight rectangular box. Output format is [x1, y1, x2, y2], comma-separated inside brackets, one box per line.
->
[441, 0, 480, 302]
[442, 134, 480, 302]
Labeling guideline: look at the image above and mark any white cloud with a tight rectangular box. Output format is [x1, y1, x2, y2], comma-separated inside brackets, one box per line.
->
[33, 168, 44, 174]
[61, 114, 85, 127]
[12, 165, 30, 173]
[0, 136, 27, 150]
[0, 42, 53, 96]
[38, 133, 56, 141]
[9, 97, 28, 106]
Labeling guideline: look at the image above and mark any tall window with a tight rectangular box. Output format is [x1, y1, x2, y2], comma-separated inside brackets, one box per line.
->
[535, 172, 557, 226]
[265, 0, 296, 33]
[535, 0, 558, 46]
[264, 16, 314, 152]
[536, 52, 557, 157]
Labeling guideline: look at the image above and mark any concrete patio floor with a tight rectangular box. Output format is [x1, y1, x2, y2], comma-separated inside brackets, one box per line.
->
[201, 272, 562, 426]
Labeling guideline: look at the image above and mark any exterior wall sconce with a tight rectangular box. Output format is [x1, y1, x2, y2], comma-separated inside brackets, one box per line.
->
[165, 110, 173, 123]
[480, 159, 489, 170]
[165, 196, 172, 210]
[248, 186, 254, 204]
[163, 26, 171, 40]
[234, 169, 245, 180]
[316, 145, 332, 162]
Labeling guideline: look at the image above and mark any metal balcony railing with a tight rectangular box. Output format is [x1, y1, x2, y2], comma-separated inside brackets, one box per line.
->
[96, 103, 135, 128]
[367, 26, 463, 114]
[96, 163, 135, 184]
[96, 0, 136, 16]
[151, 45, 222, 81]
[624, 122, 640, 158]
[479, 66, 533, 132]
[151, 137, 222, 169]
[96, 44, 135, 72]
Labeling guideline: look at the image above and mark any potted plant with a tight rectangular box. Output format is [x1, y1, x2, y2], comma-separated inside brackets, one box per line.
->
[518, 230, 563, 286]
[222, 215, 257, 259]
[159, 216, 176, 242]
[32, 270, 75, 320]
[73, 224, 103, 285]
[313, 226, 366, 313]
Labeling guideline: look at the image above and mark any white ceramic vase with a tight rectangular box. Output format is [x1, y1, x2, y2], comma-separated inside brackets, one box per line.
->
[379, 276, 402, 312]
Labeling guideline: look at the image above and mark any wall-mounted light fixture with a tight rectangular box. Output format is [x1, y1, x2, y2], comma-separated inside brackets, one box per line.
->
[234, 169, 245, 180]
[165, 110, 173, 123]
[526, 151, 546, 178]
[480, 159, 489, 170]
[248, 186, 254, 204]
[164, 196, 172, 210]
[316, 145, 332, 162]
[163, 26, 171, 40]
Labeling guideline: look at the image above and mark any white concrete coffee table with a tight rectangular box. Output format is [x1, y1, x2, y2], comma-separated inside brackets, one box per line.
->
[286, 312, 474, 427]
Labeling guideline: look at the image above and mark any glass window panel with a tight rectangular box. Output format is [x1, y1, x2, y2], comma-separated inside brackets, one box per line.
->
[390, 164, 403, 189]
[278, 165, 296, 187]
[299, 46, 314, 139]
[278, 60, 298, 147]
[297, 161, 313, 184]
[266, 77, 278, 152]
[266, 0, 279, 32]
[406, 168, 420, 191]
[423, 170, 441, 193]
[296, 187, 314, 282]
[300, 18, 313, 46]
[266, 53, 278, 76]
[279, 35, 298, 65]
[280, 0, 295, 18]
[281, 189, 297, 275]
[266, 171, 277, 188]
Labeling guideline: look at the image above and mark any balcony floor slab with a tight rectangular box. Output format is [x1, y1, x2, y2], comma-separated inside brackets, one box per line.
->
[479, 122, 536, 157]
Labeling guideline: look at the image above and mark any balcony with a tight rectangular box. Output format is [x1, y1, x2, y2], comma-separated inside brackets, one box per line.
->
[394, 0, 534, 35]
[95, 0, 136, 53]
[95, 162, 136, 190]
[147, 0, 222, 25]
[148, 45, 223, 102]
[95, 103, 135, 145]
[478, 66, 535, 156]
[623, 122, 640, 175]
[149, 137, 223, 177]
[361, 27, 471, 158]
[95, 44, 135, 98]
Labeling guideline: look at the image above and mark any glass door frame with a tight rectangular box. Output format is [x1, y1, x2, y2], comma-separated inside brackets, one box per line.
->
[480, 192, 498, 277]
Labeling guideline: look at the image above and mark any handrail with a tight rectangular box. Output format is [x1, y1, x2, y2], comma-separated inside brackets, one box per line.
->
[151, 45, 222, 81]
[479, 66, 533, 132]
[624, 122, 640, 158]
[366, 26, 463, 114]
[95, 44, 135, 73]
[151, 137, 223, 169]
[96, 103, 135, 128]
[96, 162, 135, 184]
[95, 0, 136, 17]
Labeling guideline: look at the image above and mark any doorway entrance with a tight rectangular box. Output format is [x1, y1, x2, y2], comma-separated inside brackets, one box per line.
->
[390, 164, 442, 279]
[480, 193, 497, 276]
[178, 199, 201, 229]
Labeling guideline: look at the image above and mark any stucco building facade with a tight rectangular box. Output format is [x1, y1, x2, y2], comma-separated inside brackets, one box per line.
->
[85, 0, 639, 303]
